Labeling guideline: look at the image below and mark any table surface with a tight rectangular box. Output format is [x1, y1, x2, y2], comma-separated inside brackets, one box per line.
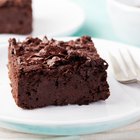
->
[1, 0, 140, 139]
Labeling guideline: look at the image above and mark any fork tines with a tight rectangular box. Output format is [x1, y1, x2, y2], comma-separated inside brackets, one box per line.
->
[109, 50, 140, 84]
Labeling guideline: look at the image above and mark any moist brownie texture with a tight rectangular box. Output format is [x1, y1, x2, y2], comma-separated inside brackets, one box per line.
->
[8, 36, 110, 109]
[0, 0, 32, 34]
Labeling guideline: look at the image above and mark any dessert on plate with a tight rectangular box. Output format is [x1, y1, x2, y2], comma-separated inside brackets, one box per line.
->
[8, 36, 110, 109]
[0, 0, 32, 34]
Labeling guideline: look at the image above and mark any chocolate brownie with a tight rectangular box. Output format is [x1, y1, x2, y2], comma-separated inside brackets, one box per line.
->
[8, 36, 110, 109]
[0, 0, 32, 34]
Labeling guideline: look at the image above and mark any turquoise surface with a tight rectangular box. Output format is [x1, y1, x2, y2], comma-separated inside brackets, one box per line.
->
[73, 0, 120, 41]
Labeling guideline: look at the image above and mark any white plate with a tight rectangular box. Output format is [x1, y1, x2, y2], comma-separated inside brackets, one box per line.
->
[32, 0, 85, 36]
[0, 37, 140, 135]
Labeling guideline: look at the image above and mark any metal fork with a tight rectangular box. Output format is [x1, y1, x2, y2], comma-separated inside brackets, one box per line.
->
[109, 50, 140, 84]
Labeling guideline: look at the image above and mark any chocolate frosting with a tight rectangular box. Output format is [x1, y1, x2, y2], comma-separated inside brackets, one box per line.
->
[9, 36, 105, 71]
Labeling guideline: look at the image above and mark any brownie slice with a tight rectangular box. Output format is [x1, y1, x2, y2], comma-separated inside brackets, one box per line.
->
[8, 36, 110, 109]
[0, 0, 32, 34]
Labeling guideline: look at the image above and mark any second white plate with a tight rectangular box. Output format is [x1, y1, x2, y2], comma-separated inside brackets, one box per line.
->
[32, 0, 85, 36]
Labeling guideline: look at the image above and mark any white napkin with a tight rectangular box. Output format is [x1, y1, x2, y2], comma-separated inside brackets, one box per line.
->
[122, 0, 140, 7]
[134, 0, 140, 6]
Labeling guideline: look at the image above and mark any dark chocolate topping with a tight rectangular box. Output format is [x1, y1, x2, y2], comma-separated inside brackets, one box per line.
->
[9, 36, 101, 70]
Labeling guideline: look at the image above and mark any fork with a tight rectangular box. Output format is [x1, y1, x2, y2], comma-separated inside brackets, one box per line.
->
[109, 50, 140, 84]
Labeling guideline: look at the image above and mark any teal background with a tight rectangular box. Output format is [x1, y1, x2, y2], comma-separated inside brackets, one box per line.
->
[73, 0, 119, 42]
